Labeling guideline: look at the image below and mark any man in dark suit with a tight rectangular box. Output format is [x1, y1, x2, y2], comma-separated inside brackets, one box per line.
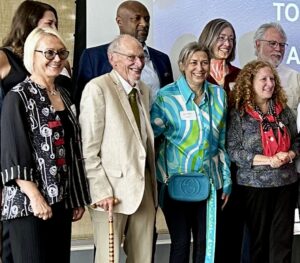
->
[73, 0, 173, 110]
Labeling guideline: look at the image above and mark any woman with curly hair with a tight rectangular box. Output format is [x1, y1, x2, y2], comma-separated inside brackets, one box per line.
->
[227, 60, 299, 263]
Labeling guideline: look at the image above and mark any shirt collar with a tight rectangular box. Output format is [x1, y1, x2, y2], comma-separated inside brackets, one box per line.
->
[143, 45, 150, 61]
[177, 75, 209, 104]
[115, 71, 140, 95]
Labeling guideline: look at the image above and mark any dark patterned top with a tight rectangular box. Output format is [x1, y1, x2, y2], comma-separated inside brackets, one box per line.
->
[1, 78, 91, 220]
[227, 106, 299, 188]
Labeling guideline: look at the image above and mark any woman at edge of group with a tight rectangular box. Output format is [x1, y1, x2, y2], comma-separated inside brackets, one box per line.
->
[0, 27, 90, 263]
[0, 2, 73, 262]
[227, 60, 299, 263]
[150, 42, 231, 263]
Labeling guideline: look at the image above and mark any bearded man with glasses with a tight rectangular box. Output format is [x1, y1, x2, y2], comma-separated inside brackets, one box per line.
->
[254, 22, 300, 116]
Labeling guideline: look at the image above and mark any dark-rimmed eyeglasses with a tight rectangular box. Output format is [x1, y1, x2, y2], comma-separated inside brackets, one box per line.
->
[35, 49, 69, 60]
[114, 51, 145, 62]
[259, 40, 288, 49]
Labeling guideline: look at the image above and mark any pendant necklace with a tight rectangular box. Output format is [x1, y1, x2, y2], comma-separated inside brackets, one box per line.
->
[46, 88, 57, 96]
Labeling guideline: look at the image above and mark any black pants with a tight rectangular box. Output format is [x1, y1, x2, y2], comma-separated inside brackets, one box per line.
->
[2, 221, 13, 263]
[242, 183, 297, 263]
[161, 186, 223, 263]
[7, 202, 72, 263]
[216, 182, 245, 263]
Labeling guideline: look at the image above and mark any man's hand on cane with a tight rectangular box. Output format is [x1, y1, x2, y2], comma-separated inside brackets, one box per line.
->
[91, 197, 120, 210]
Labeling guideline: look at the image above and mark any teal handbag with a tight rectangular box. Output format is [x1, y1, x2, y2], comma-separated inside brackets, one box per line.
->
[167, 172, 210, 202]
[161, 95, 213, 203]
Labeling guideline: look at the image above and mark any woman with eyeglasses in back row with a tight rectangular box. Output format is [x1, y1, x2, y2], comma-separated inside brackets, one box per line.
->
[0, 27, 90, 263]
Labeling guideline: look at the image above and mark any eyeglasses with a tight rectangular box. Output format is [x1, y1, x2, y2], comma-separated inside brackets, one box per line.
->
[114, 51, 145, 62]
[35, 49, 69, 60]
[259, 40, 288, 49]
[217, 35, 234, 44]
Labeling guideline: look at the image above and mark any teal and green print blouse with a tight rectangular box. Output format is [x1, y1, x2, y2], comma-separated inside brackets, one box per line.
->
[150, 75, 231, 194]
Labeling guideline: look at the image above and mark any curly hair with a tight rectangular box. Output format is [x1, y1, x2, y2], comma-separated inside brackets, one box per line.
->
[229, 60, 287, 111]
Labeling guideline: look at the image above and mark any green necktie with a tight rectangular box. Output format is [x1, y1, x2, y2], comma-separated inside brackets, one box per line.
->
[128, 88, 141, 133]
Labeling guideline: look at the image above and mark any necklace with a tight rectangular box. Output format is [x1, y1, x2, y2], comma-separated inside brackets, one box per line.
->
[46, 88, 57, 96]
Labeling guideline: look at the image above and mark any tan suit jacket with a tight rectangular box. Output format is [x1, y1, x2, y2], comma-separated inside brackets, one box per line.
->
[79, 70, 157, 215]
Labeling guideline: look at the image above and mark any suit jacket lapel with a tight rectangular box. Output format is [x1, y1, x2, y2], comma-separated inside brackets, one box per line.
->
[109, 70, 143, 142]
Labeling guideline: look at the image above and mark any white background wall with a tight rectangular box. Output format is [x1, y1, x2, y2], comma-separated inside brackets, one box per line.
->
[87, 0, 300, 79]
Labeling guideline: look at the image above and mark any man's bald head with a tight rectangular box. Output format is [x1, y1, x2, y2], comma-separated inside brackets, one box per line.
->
[108, 34, 145, 86]
[116, 1, 150, 44]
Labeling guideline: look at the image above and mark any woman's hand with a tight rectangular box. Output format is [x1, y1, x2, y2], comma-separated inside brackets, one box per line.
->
[30, 194, 53, 220]
[72, 207, 85, 222]
[16, 179, 52, 220]
[274, 152, 290, 163]
[221, 193, 230, 210]
[270, 151, 295, 168]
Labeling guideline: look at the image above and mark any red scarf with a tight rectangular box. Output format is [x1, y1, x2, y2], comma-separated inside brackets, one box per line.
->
[245, 102, 290, 157]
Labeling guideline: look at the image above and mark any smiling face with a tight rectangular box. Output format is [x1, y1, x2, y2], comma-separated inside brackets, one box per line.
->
[37, 11, 57, 29]
[32, 35, 66, 80]
[116, 2, 150, 44]
[212, 26, 234, 60]
[109, 36, 145, 86]
[253, 66, 275, 104]
[181, 51, 210, 90]
[256, 27, 285, 67]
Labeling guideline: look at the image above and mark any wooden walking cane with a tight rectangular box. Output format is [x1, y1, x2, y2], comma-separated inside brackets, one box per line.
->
[91, 198, 119, 263]
[108, 209, 114, 263]
[108, 198, 119, 263]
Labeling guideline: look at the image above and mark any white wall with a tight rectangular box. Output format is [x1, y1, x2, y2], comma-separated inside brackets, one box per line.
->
[87, 0, 300, 79]
[87, 0, 154, 47]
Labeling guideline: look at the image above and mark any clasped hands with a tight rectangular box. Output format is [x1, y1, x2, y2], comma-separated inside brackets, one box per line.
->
[269, 151, 294, 168]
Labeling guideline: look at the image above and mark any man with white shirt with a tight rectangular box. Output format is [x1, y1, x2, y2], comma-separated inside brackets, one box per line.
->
[74, 0, 173, 110]
[79, 34, 157, 263]
[254, 22, 300, 115]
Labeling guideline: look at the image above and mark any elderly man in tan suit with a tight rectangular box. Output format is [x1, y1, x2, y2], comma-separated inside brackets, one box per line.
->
[79, 34, 157, 263]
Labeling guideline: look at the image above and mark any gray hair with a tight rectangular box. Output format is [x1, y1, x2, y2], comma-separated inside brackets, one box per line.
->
[24, 27, 66, 74]
[253, 22, 287, 55]
[178, 42, 210, 74]
[198, 18, 236, 62]
[107, 34, 142, 54]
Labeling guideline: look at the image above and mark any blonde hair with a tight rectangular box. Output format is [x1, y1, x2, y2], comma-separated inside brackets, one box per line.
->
[23, 27, 66, 74]
[177, 42, 210, 74]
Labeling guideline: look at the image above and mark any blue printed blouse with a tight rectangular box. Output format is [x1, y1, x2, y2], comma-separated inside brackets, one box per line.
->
[150, 75, 231, 194]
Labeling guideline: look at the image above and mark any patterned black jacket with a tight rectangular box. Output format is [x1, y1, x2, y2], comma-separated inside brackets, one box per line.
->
[1, 78, 91, 220]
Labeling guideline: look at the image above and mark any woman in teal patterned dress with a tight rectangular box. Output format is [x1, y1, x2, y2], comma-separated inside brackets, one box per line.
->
[150, 42, 231, 263]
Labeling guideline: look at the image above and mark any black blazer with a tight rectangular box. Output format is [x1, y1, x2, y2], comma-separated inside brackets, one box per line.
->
[73, 43, 173, 110]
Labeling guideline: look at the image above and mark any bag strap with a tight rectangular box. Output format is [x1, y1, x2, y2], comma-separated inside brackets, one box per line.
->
[208, 92, 214, 185]
[164, 89, 214, 185]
